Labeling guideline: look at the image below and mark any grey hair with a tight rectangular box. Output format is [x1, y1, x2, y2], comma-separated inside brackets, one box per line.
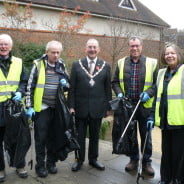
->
[46, 40, 63, 51]
[128, 36, 143, 45]
[86, 38, 99, 47]
[0, 34, 13, 47]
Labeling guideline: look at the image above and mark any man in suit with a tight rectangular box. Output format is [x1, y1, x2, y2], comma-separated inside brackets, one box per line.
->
[68, 38, 112, 172]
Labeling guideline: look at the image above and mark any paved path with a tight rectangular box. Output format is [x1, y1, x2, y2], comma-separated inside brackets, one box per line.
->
[3, 139, 161, 184]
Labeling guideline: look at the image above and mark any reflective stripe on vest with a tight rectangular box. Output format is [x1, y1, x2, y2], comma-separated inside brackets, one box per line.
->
[33, 60, 45, 112]
[118, 57, 157, 108]
[0, 56, 22, 102]
[155, 65, 184, 126]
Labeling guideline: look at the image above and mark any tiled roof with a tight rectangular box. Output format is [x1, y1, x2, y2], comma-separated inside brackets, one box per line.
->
[18, 0, 169, 28]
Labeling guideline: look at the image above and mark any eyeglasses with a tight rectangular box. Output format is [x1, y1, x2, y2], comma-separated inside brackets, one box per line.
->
[0, 43, 9, 47]
[165, 52, 177, 56]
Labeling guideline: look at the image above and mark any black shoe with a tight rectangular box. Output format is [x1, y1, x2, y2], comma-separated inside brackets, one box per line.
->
[35, 167, 48, 178]
[71, 160, 83, 172]
[157, 181, 171, 184]
[0, 170, 5, 182]
[16, 168, 28, 178]
[89, 160, 105, 171]
[47, 165, 57, 174]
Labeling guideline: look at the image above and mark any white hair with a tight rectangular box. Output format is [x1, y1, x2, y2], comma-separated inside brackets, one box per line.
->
[46, 40, 63, 51]
[0, 34, 13, 46]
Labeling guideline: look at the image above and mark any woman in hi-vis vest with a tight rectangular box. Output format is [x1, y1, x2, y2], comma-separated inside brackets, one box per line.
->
[147, 43, 184, 184]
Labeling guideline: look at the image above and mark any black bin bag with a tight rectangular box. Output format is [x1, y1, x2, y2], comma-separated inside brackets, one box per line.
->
[110, 97, 136, 156]
[4, 99, 31, 167]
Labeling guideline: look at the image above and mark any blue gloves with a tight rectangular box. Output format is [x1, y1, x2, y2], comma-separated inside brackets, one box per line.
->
[26, 107, 35, 118]
[117, 93, 123, 98]
[140, 92, 150, 102]
[60, 79, 67, 87]
[12, 92, 22, 101]
[147, 120, 154, 131]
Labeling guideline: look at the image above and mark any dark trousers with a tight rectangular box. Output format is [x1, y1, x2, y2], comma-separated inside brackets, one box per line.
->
[130, 107, 152, 164]
[34, 108, 57, 168]
[0, 126, 25, 170]
[161, 129, 184, 182]
[76, 117, 102, 162]
[0, 127, 5, 171]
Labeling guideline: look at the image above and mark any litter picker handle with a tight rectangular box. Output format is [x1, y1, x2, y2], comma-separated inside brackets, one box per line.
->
[119, 99, 141, 140]
[71, 112, 78, 137]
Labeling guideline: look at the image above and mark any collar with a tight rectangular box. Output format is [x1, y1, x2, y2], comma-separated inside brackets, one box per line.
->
[130, 55, 142, 64]
[86, 56, 97, 65]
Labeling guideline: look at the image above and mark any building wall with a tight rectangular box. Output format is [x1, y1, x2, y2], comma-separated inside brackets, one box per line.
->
[0, 3, 164, 71]
[0, 4, 161, 41]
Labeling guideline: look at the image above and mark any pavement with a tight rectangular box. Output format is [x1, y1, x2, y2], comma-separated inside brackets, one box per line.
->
[2, 139, 161, 184]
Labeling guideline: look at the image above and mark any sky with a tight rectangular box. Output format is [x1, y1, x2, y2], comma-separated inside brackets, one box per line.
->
[138, 0, 184, 30]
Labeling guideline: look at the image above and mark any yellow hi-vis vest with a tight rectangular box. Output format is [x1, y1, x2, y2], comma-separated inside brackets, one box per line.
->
[155, 64, 184, 126]
[0, 56, 22, 102]
[118, 57, 157, 108]
[33, 59, 45, 112]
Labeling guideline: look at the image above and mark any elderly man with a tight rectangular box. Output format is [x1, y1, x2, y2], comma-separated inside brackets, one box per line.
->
[68, 38, 112, 172]
[112, 36, 158, 176]
[0, 34, 28, 182]
[26, 40, 69, 178]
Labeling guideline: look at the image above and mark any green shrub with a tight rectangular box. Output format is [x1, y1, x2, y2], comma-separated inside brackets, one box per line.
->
[86, 119, 110, 140]
[12, 42, 45, 72]
[99, 119, 110, 140]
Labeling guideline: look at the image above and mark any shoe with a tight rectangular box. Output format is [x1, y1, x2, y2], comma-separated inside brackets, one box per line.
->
[157, 181, 171, 184]
[89, 160, 105, 171]
[35, 167, 48, 178]
[16, 168, 28, 178]
[172, 179, 183, 184]
[0, 170, 5, 182]
[125, 160, 138, 172]
[47, 165, 57, 174]
[71, 160, 83, 172]
[142, 163, 155, 176]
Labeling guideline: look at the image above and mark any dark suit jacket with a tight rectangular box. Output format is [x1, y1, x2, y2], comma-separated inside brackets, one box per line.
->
[68, 57, 112, 119]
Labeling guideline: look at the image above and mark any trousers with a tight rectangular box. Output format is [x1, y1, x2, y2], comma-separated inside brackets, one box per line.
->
[34, 108, 57, 168]
[75, 117, 102, 162]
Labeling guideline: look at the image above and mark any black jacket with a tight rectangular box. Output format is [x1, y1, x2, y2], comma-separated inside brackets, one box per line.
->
[0, 55, 27, 127]
[26, 55, 69, 108]
[68, 57, 112, 119]
[112, 55, 158, 116]
[112, 55, 158, 98]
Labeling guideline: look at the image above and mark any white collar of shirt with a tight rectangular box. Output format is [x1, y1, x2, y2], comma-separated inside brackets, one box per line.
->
[86, 56, 97, 67]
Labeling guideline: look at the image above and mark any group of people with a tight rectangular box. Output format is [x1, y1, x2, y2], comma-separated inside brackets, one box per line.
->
[0, 33, 183, 184]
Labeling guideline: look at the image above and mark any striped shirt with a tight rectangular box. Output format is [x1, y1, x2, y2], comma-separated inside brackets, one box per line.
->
[42, 64, 60, 108]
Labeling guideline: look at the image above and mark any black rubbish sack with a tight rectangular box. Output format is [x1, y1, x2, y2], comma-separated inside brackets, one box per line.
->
[54, 86, 80, 161]
[110, 97, 136, 156]
[4, 99, 31, 167]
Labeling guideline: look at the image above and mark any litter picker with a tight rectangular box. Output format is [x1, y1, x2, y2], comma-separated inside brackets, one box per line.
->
[136, 129, 150, 184]
[71, 112, 80, 161]
[116, 99, 141, 152]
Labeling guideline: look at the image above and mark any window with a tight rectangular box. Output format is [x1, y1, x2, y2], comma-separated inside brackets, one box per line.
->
[119, 0, 136, 10]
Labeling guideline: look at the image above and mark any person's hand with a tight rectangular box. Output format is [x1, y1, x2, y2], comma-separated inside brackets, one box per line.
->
[12, 92, 22, 101]
[60, 79, 67, 87]
[147, 120, 154, 131]
[140, 92, 150, 102]
[26, 108, 35, 118]
[117, 93, 123, 98]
